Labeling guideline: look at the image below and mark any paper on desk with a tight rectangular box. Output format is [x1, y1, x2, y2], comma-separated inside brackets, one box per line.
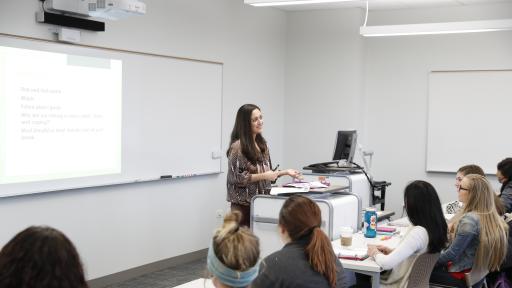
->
[333, 246, 368, 259]
[270, 187, 309, 195]
[283, 181, 328, 189]
[388, 217, 411, 227]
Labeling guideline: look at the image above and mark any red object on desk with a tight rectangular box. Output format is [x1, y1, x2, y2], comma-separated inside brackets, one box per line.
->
[339, 255, 369, 261]
[377, 226, 396, 233]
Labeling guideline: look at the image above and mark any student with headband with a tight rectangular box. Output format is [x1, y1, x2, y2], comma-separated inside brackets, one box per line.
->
[207, 211, 260, 288]
[252, 195, 346, 288]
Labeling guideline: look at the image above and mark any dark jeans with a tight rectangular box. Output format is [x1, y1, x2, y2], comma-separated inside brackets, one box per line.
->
[353, 273, 372, 288]
[230, 203, 251, 228]
[429, 266, 471, 288]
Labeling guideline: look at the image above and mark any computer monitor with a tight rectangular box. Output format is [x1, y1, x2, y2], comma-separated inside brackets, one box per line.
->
[332, 130, 357, 163]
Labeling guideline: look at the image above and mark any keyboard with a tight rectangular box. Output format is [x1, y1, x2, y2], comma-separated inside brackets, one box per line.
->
[303, 161, 361, 172]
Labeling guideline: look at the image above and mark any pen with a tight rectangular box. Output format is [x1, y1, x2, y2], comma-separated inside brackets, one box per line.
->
[272, 164, 280, 172]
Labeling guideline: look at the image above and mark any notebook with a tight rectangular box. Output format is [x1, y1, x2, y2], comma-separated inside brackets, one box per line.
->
[333, 247, 369, 261]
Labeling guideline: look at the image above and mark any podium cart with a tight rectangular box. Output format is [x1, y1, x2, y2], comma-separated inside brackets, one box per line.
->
[251, 192, 361, 258]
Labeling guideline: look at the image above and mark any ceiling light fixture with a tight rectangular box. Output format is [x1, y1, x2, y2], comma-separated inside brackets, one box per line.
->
[244, 0, 355, 7]
[358, 1, 512, 37]
[360, 19, 512, 37]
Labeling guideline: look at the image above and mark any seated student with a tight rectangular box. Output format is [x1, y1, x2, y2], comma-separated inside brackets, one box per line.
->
[486, 211, 512, 286]
[252, 195, 346, 288]
[445, 164, 485, 214]
[497, 157, 512, 213]
[0, 226, 88, 288]
[207, 211, 260, 288]
[361, 181, 447, 288]
[430, 174, 509, 288]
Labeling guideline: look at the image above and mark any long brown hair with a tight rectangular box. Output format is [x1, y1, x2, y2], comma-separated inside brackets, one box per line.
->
[456, 174, 508, 271]
[0, 226, 88, 288]
[279, 195, 338, 288]
[226, 104, 267, 164]
[212, 211, 260, 272]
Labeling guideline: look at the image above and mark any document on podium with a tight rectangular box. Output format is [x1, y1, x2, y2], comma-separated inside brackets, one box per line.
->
[270, 186, 309, 195]
[283, 181, 328, 189]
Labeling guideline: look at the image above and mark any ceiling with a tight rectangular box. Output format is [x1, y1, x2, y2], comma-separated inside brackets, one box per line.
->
[250, 0, 512, 11]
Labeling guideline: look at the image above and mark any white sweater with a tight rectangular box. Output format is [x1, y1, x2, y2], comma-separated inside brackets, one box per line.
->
[374, 226, 429, 288]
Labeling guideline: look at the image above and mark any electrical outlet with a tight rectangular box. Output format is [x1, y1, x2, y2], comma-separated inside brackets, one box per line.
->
[215, 209, 224, 219]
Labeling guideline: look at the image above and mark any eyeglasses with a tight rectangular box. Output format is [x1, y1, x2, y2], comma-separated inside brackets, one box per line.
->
[251, 116, 263, 123]
[458, 186, 469, 192]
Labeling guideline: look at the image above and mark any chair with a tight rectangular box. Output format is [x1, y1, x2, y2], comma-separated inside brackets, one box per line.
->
[464, 268, 489, 288]
[429, 267, 489, 288]
[406, 252, 440, 288]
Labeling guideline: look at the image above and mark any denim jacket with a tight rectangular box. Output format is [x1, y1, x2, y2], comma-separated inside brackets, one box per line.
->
[438, 212, 480, 272]
[500, 181, 512, 213]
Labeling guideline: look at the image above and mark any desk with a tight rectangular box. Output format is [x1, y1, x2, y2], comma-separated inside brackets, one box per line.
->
[333, 228, 405, 288]
[173, 278, 213, 288]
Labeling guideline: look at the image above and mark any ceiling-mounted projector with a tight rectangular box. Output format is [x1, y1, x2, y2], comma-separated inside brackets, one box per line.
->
[88, 0, 146, 20]
[43, 0, 146, 20]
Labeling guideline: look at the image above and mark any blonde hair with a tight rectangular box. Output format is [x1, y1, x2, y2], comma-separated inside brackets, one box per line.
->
[212, 211, 260, 272]
[455, 174, 509, 271]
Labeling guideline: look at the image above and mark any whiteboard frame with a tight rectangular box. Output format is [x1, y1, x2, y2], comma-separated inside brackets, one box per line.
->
[0, 33, 224, 198]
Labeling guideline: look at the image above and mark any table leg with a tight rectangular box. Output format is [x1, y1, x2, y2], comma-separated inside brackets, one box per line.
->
[371, 272, 380, 288]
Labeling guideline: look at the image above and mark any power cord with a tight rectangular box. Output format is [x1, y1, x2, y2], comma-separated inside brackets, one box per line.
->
[349, 161, 375, 189]
[40, 0, 47, 13]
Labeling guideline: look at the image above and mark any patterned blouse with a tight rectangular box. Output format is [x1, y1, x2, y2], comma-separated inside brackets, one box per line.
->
[227, 140, 272, 206]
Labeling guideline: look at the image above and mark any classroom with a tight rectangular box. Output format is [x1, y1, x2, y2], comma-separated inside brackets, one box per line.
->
[0, 0, 511, 287]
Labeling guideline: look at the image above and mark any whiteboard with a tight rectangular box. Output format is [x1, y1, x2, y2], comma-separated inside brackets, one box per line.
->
[427, 70, 512, 174]
[0, 34, 222, 197]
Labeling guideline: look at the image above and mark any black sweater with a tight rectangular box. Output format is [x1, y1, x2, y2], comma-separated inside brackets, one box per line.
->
[251, 238, 347, 288]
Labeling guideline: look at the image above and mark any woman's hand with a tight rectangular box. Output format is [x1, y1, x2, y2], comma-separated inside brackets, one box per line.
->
[376, 245, 393, 255]
[280, 169, 302, 179]
[265, 170, 280, 181]
[367, 245, 381, 258]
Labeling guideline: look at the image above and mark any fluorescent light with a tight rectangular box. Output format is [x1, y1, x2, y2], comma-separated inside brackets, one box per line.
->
[245, 0, 354, 7]
[360, 19, 512, 37]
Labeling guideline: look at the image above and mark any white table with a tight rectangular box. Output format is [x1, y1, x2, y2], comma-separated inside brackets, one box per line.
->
[333, 228, 405, 288]
[173, 278, 214, 288]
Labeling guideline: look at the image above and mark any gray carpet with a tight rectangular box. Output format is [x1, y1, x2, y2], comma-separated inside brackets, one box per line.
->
[105, 258, 207, 288]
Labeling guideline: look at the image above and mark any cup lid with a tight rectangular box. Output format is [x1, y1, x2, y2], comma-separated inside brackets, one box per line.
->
[340, 226, 353, 233]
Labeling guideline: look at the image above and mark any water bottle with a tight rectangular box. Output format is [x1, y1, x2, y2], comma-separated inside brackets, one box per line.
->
[364, 207, 377, 238]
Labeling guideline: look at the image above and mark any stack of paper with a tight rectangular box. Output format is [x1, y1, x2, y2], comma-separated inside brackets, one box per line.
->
[270, 186, 309, 195]
[283, 181, 328, 189]
[333, 247, 368, 260]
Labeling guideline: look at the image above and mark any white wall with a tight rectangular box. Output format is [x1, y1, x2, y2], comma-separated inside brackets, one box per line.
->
[0, 0, 287, 280]
[284, 3, 512, 215]
[284, 9, 365, 169]
[364, 3, 512, 214]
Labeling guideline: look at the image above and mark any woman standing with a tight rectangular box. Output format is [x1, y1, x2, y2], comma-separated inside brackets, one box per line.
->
[227, 104, 301, 227]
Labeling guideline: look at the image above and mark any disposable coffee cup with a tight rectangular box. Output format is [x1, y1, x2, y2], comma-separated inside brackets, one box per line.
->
[340, 227, 353, 247]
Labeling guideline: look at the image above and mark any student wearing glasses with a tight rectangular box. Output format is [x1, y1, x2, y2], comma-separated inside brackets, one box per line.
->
[226, 104, 301, 227]
[497, 157, 512, 213]
[430, 174, 509, 287]
[445, 165, 485, 214]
